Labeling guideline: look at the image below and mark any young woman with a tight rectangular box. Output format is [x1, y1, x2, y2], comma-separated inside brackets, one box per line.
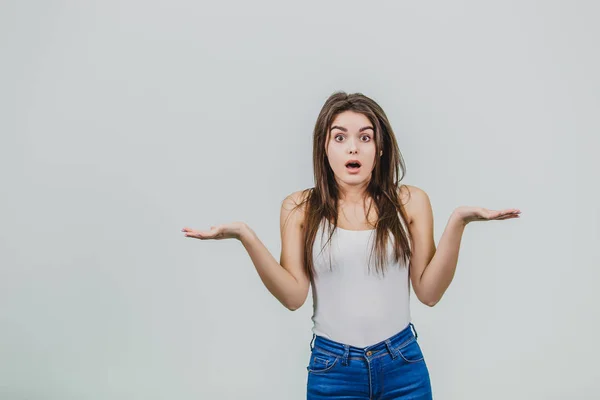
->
[182, 92, 521, 399]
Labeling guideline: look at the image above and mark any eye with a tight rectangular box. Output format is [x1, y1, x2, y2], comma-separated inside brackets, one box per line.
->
[361, 135, 371, 142]
[334, 134, 344, 142]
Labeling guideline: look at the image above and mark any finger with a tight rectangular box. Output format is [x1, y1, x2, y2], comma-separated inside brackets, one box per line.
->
[498, 210, 519, 217]
[183, 226, 215, 235]
[486, 210, 500, 219]
[182, 227, 202, 233]
[185, 232, 211, 239]
[496, 214, 520, 220]
[503, 209, 521, 214]
[490, 210, 511, 220]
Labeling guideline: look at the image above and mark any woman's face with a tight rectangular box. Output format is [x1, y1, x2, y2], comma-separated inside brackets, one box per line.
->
[325, 110, 378, 185]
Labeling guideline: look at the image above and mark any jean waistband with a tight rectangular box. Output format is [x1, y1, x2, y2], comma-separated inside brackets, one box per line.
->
[309, 322, 419, 366]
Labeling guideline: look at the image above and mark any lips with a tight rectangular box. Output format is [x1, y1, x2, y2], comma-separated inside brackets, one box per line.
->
[345, 160, 361, 174]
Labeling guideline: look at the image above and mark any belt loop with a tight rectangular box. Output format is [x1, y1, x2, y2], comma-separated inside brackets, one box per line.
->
[309, 333, 316, 351]
[384, 339, 397, 359]
[341, 344, 350, 366]
[410, 322, 418, 339]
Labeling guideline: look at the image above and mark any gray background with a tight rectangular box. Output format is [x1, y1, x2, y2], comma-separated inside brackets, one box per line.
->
[1, 1, 599, 399]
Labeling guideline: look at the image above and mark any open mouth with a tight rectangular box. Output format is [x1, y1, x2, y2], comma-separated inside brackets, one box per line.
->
[345, 160, 362, 171]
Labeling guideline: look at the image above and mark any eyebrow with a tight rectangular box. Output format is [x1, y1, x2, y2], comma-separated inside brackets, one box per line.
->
[330, 125, 374, 133]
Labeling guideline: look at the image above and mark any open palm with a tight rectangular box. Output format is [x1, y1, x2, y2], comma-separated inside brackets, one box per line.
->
[181, 221, 246, 241]
[455, 206, 521, 224]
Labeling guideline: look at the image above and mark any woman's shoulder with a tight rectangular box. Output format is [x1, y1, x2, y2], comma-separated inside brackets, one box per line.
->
[284, 187, 312, 207]
[398, 183, 428, 200]
[281, 188, 313, 231]
[398, 184, 430, 225]
[281, 188, 313, 217]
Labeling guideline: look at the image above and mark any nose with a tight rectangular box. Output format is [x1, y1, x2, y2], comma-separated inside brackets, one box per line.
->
[348, 138, 358, 154]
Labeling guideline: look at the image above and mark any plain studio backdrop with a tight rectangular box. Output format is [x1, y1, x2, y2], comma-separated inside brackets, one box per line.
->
[1, 1, 599, 399]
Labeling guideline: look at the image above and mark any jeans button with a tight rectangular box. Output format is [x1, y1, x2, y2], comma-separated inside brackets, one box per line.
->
[366, 351, 372, 356]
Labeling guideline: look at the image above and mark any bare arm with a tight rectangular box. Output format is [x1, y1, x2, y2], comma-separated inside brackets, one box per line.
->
[410, 198, 465, 307]
[238, 191, 310, 311]
[181, 191, 310, 311]
[407, 185, 521, 307]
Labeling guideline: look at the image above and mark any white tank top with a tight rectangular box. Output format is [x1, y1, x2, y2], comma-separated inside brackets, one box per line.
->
[310, 214, 412, 347]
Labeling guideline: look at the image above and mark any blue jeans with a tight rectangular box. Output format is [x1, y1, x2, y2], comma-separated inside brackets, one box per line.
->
[306, 323, 433, 399]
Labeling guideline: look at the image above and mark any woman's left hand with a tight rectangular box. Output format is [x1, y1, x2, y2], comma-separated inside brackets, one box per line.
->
[454, 206, 521, 225]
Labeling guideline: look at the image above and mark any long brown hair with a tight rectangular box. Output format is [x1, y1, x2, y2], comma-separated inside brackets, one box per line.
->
[290, 91, 412, 281]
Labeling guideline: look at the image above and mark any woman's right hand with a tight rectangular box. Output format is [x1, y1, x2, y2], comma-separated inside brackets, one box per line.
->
[181, 221, 247, 241]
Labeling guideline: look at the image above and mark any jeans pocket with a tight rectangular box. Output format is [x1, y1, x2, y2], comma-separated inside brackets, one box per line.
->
[395, 337, 425, 363]
[307, 348, 339, 373]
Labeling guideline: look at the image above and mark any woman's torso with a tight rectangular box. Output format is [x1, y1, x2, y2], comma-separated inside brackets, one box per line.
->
[309, 189, 414, 347]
